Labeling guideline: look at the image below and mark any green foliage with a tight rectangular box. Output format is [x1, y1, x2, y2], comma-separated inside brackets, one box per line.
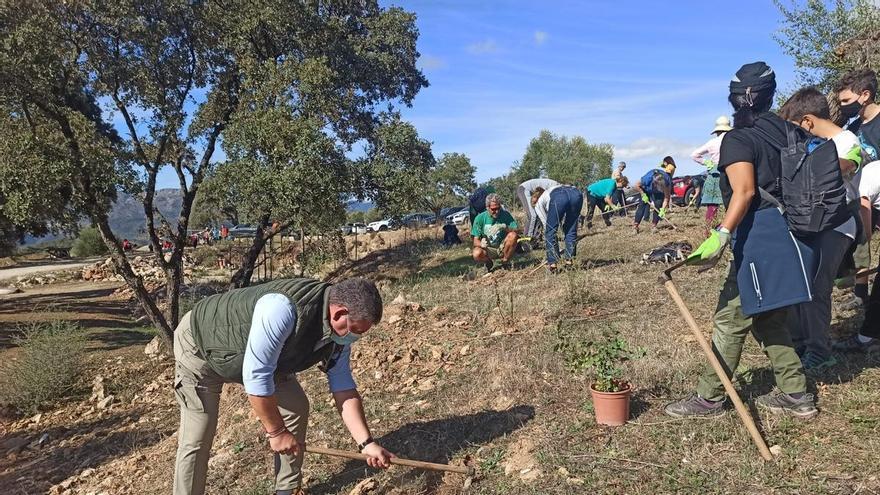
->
[346, 211, 366, 224]
[486, 130, 614, 204]
[425, 152, 477, 214]
[363, 208, 384, 223]
[0, 321, 87, 415]
[774, 0, 880, 93]
[70, 226, 109, 258]
[555, 327, 644, 393]
[360, 115, 435, 217]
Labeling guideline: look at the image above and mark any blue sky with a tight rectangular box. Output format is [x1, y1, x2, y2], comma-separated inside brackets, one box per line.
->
[154, 0, 800, 189]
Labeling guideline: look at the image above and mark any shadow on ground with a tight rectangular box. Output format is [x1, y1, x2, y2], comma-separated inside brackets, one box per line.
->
[0, 286, 136, 348]
[307, 405, 535, 494]
[0, 409, 172, 493]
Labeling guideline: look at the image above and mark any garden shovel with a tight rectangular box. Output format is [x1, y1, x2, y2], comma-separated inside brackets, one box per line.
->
[658, 260, 773, 462]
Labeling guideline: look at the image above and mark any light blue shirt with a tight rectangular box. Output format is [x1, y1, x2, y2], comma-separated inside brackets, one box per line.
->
[242, 293, 356, 396]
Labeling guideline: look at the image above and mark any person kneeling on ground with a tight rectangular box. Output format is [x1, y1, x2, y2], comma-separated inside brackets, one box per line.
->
[665, 62, 817, 420]
[532, 184, 584, 273]
[585, 176, 628, 229]
[471, 193, 519, 272]
[173, 277, 394, 495]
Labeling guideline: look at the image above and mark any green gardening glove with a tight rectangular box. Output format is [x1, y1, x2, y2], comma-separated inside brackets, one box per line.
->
[640, 193, 649, 204]
[687, 228, 731, 268]
[658, 207, 667, 219]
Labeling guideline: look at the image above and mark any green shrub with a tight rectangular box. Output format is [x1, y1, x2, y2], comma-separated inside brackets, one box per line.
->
[70, 226, 109, 257]
[554, 326, 644, 393]
[0, 321, 88, 415]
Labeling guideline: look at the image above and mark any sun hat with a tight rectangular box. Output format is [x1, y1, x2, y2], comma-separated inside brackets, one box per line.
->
[712, 116, 732, 134]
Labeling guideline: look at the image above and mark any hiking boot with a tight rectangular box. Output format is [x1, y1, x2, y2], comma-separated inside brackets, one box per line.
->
[631, 225, 640, 235]
[832, 334, 880, 352]
[800, 351, 837, 372]
[664, 394, 726, 418]
[756, 391, 818, 419]
[838, 293, 866, 311]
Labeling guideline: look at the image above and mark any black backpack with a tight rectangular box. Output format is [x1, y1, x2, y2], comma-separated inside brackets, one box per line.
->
[468, 187, 492, 214]
[752, 123, 849, 236]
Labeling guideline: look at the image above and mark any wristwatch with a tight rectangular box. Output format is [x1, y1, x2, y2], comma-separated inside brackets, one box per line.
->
[358, 436, 376, 451]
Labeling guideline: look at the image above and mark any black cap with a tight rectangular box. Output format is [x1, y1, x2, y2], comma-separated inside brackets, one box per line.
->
[729, 62, 776, 95]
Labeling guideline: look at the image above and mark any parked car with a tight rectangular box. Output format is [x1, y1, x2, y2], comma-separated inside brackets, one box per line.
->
[340, 224, 353, 235]
[671, 173, 706, 206]
[350, 223, 367, 235]
[367, 218, 400, 232]
[228, 224, 258, 239]
[439, 206, 467, 218]
[401, 212, 436, 228]
[446, 209, 470, 225]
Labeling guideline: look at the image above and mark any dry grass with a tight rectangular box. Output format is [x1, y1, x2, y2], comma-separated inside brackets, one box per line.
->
[3, 208, 880, 494]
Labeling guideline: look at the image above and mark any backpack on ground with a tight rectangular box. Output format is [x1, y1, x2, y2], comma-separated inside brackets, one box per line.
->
[751, 123, 849, 236]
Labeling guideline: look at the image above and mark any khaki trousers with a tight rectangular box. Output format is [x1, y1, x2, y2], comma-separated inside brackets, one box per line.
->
[173, 312, 310, 495]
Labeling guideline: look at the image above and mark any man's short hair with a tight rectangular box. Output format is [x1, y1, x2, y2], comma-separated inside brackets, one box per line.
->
[779, 86, 831, 121]
[617, 176, 629, 188]
[328, 278, 383, 323]
[485, 193, 501, 208]
[835, 69, 878, 100]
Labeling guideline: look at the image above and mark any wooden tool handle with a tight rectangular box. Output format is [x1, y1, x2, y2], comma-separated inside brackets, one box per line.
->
[662, 279, 773, 461]
[305, 445, 474, 475]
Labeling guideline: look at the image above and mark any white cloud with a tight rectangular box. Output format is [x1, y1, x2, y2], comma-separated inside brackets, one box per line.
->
[420, 55, 448, 70]
[534, 31, 548, 45]
[614, 137, 699, 161]
[466, 39, 499, 55]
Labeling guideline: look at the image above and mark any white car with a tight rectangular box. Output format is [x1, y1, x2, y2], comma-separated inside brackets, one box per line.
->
[446, 210, 469, 225]
[351, 223, 367, 235]
[367, 218, 395, 232]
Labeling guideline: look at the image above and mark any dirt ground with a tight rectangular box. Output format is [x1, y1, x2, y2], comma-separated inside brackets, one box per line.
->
[2, 211, 880, 494]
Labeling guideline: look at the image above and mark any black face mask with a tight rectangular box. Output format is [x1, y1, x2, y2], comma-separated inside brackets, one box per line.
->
[840, 100, 863, 119]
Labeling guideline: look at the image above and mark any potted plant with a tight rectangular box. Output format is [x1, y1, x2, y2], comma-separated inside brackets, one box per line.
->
[556, 328, 643, 426]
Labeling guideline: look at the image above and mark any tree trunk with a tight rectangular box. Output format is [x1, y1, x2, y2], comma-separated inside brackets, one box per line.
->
[94, 218, 173, 343]
[229, 214, 272, 288]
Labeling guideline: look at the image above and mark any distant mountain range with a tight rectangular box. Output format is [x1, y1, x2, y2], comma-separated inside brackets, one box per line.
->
[26, 190, 375, 244]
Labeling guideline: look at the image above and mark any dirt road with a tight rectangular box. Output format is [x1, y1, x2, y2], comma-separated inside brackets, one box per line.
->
[0, 259, 94, 282]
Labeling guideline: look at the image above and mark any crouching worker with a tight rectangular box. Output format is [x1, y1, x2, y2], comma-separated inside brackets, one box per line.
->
[532, 185, 584, 273]
[665, 62, 817, 420]
[173, 277, 394, 495]
[471, 193, 519, 272]
[585, 176, 628, 229]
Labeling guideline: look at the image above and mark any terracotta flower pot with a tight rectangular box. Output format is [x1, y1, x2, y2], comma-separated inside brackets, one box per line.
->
[590, 382, 632, 426]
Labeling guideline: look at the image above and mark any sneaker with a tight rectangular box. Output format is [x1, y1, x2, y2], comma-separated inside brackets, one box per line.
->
[547, 264, 559, 274]
[664, 394, 726, 418]
[832, 334, 880, 352]
[756, 391, 818, 419]
[800, 351, 837, 372]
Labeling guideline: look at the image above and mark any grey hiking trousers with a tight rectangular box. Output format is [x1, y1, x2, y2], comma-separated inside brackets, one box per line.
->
[173, 312, 309, 495]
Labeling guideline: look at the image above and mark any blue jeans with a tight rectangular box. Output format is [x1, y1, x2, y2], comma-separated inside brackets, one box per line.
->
[634, 192, 664, 225]
[545, 186, 584, 265]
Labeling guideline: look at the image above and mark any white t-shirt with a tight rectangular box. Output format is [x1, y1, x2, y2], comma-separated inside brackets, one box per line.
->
[533, 184, 562, 227]
[858, 161, 880, 209]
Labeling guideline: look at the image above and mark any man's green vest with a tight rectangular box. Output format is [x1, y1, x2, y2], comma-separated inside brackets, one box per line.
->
[189, 278, 333, 383]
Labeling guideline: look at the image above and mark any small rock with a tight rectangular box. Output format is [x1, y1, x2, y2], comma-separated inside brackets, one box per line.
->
[769, 445, 782, 456]
[430, 347, 444, 360]
[96, 395, 114, 410]
[144, 336, 162, 357]
[79, 468, 96, 478]
[35, 433, 49, 447]
[417, 379, 435, 391]
[460, 345, 471, 356]
[60, 478, 75, 489]
[90, 376, 106, 402]
[30, 413, 42, 424]
[557, 467, 570, 476]
[389, 403, 402, 412]
[391, 294, 407, 305]
[387, 314, 403, 325]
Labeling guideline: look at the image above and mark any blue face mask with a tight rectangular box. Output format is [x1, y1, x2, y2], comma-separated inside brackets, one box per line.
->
[330, 324, 362, 346]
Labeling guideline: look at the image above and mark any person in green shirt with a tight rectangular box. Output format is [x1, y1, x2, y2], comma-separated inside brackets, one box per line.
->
[471, 193, 520, 272]
[585, 176, 628, 229]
